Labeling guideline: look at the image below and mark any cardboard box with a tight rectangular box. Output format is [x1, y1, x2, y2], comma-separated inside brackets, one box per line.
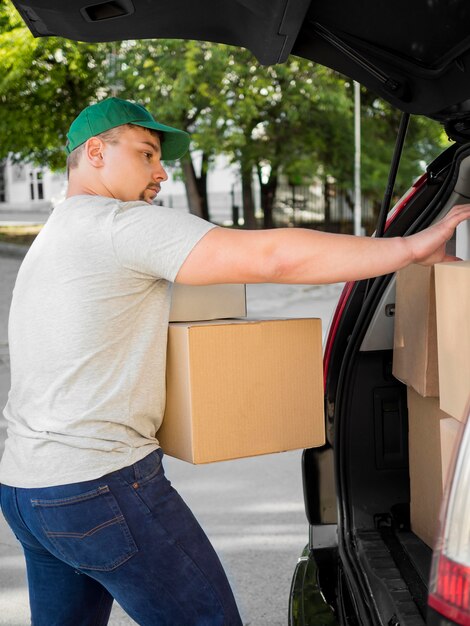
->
[408, 388, 449, 547]
[169, 283, 246, 322]
[393, 265, 439, 397]
[435, 261, 470, 422]
[158, 318, 325, 463]
[440, 417, 462, 489]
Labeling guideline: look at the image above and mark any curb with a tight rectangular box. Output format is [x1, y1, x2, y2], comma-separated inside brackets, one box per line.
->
[0, 242, 29, 259]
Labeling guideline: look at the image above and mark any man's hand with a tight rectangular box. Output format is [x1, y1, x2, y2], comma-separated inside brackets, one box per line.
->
[404, 204, 470, 265]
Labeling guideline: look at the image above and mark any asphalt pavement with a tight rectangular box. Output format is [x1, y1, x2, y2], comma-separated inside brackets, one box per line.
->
[0, 213, 343, 625]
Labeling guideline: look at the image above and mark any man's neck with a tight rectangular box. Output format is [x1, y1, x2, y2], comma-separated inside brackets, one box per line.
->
[66, 179, 111, 200]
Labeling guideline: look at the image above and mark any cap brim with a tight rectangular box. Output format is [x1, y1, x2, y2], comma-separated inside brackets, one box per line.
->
[133, 121, 190, 160]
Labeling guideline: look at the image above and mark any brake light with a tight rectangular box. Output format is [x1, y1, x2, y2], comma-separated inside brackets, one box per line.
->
[428, 415, 470, 625]
[429, 555, 470, 624]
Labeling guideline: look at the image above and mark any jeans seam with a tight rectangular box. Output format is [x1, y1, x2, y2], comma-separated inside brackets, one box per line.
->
[12, 488, 33, 534]
[152, 510, 226, 621]
[118, 476, 153, 517]
[126, 449, 164, 484]
[128, 456, 163, 488]
[31, 485, 109, 507]
[44, 514, 126, 538]
[116, 475, 226, 621]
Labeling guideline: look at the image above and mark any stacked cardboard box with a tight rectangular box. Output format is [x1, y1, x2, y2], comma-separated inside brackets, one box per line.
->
[158, 284, 325, 463]
[407, 389, 461, 547]
[169, 283, 247, 322]
[435, 261, 470, 423]
[393, 265, 439, 397]
[393, 263, 467, 547]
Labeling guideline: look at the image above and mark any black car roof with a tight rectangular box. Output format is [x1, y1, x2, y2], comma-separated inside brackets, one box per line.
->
[11, 0, 470, 122]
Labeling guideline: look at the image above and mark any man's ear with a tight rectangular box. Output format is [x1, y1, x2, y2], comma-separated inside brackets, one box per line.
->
[86, 137, 105, 168]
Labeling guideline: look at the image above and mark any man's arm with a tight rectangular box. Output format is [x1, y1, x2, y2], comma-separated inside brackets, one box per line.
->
[175, 204, 470, 286]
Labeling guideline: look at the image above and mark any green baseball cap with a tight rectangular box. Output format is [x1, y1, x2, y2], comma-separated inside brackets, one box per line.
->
[65, 97, 190, 160]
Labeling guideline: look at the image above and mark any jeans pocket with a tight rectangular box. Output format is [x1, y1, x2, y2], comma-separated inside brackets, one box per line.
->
[31, 485, 138, 571]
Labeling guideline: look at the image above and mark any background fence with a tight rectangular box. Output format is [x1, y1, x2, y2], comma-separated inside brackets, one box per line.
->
[272, 182, 377, 234]
[159, 182, 380, 234]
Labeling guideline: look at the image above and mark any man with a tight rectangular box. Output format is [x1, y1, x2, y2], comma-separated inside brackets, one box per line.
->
[0, 97, 469, 626]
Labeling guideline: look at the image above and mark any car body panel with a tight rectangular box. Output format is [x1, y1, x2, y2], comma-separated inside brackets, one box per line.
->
[10, 0, 311, 65]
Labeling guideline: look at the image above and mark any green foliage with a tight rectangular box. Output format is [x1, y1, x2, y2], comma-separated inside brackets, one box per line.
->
[0, 0, 451, 206]
[118, 39, 230, 162]
[360, 95, 449, 200]
[118, 41, 448, 204]
[218, 52, 353, 181]
[0, 1, 111, 169]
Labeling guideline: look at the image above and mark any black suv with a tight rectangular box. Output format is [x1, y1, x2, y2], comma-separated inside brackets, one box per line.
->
[12, 2, 470, 624]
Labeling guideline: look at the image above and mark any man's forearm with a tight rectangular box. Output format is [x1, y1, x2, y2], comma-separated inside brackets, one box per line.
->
[268, 228, 414, 284]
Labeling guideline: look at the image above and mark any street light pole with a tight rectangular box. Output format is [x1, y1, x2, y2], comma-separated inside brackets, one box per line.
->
[354, 80, 362, 236]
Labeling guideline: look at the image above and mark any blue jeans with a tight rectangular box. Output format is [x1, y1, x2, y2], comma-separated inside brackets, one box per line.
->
[0, 449, 243, 626]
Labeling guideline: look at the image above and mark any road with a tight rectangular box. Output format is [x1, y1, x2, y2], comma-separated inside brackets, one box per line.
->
[0, 249, 343, 626]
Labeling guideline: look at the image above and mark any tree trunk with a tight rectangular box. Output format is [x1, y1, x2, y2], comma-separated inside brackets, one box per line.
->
[324, 176, 332, 226]
[181, 159, 203, 218]
[194, 152, 210, 221]
[181, 154, 210, 220]
[241, 167, 257, 229]
[258, 166, 278, 229]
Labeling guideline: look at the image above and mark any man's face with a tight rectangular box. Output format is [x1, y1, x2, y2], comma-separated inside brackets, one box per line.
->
[99, 125, 169, 204]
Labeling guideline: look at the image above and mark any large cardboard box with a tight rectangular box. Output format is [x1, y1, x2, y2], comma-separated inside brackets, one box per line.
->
[435, 261, 470, 422]
[393, 265, 439, 397]
[158, 317, 325, 463]
[170, 283, 246, 322]
[408, 388, 452, 547]
[440, 417, 462, 489]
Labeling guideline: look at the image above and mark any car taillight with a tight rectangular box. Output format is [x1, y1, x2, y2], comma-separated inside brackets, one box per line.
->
[428, 414, 470, 625]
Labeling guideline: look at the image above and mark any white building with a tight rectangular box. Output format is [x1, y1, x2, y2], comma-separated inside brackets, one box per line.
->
[0, 158, 66, 211]
[158, 153, 253, 225]
[0, 153, 251, 225]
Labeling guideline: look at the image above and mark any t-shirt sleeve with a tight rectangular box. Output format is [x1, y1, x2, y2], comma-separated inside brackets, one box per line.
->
[111, 202, 216, 281]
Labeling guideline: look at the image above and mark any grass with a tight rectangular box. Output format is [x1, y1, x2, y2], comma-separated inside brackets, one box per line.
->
[0, 224, 43, 245]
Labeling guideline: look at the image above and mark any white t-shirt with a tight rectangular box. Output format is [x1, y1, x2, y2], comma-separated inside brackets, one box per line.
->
[0, 195, 215, 487]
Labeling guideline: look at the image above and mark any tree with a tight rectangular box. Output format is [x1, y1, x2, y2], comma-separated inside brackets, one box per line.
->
[0, 0, 449, 227]
[119, 39, 230, 219]
[218, 52, 353, 227]
[360, 93, 448, 202]
[0, 1, 111, 169]
[120, 43, 343, 227]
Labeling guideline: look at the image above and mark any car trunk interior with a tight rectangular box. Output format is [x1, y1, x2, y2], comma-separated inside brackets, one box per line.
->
[331, 144, 470, 624]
